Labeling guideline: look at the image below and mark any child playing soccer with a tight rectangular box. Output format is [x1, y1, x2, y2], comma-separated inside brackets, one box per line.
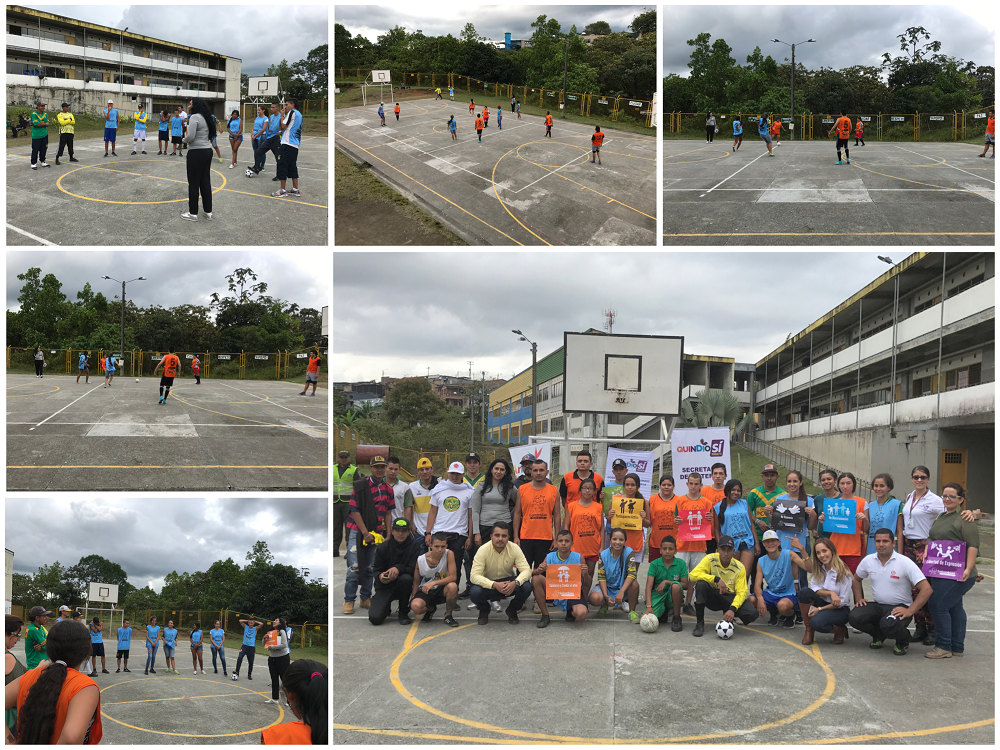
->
[475, 113, 484, 142]
[758, 115, 774, 156]
[978, 111, 994, 158]
[828, 110, 852, 164]
[591, 125, 604, 164]
[517, 101, 521, 119]
[854, 117, 865, 146]
[732, 116, 743, 152]
[300, 349, 321, 396]
[394, 102, 400, 121]
[483, 106, 489, 128]
[448, 115, 457, 140]
[771, 118, 785, 146]
[545, 111, 553, 138]
[103, 353, 117, 387]
[153, 346, 182, 404]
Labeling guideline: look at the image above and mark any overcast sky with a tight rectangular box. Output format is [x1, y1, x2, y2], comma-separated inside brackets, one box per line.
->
[333, 251, 900, 382]
[29, 4, 327, 75]
[663, 5, 994, 78]
[7, 251, 330, 315]
[335, 4, 647, 44]
[6, 497, 329, 592]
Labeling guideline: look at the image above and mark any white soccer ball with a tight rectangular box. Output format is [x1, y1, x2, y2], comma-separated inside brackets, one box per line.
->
[716, 620, 735, 639]
[135, 378, 139, 383]
[232, 673, 238, 680]
[639, 613, 659, 633]
[246, 167, 254, 177]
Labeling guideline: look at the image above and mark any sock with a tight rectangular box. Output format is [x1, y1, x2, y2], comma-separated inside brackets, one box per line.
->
[845, 147, 850, 159]
[837, 150, 842, 161]
[159, 386, 164, 397]
[695, 603, 705, 622]
[164, 386, 171, 399]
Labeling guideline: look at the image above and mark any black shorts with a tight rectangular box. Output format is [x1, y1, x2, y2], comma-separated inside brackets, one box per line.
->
[836, 137, 849, 149]
[159, 130, 169, 142]
[276, 144, 299, 180]
[518, 538, 552, 570]
[159, 376, 175, 387]
[92, 643, 105, 657]
[411, 587, 448, 607]
[171, 135, 183, 144]
[116, 649, 129, 659]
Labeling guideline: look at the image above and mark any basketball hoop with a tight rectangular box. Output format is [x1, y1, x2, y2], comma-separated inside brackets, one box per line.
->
[614, 388, 636, 405]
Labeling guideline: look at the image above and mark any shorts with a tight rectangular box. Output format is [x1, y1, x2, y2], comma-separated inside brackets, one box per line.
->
[760, 132, 772, 144]
[477, 128, 483, 136]
[305, 372, 318, 383]
[78, 366, 88, 371]
[104, 127, 117, 143]
[162, 645, 175, 657]
[546, 125, 552, 132]
[582, 554, 600, 563]
[761, 590, 799, 609]
[159, 375, 175, 387]
[190, 644, 203, 652]
[91, 643, 105, 657]
[677, 550, 706, 570]
[734, 133, 743, 140]
[229, 133, 243, 143]
[211, 137, 218, 148]
[985, 133, 995, 144]
[158, 130, 169, 142]
[735, 539, 751, 553]
[133, 128, 146, 140]
[592, 145, 600, 153]
[116, 649, 129, 659]
[171, 135, 183, 144]
[549, 597, 588, 613]
[836, 137, 849, 149]
[449, 128, 456, 135]
[411, 587, 448, 607]
[276, 144, 299, 181]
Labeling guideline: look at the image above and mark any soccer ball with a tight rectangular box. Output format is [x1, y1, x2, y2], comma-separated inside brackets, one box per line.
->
[245, 167, 255, 177]
[639, 613, 659, 633]
[135, 378, 139, 383]
[716, 620, 735, 639]
[231, 673, 238, 681]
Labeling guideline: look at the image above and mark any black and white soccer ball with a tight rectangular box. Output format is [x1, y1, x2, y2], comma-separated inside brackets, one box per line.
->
[232, 672, 239, 680]
[245, 167, 255, 178]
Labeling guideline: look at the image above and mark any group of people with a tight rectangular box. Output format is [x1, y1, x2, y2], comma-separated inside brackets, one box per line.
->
[339, 449, 983, 658]
[5, 608, 326, 744]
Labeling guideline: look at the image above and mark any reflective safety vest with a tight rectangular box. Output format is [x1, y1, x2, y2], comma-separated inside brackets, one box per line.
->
[333, 464, 358, 502]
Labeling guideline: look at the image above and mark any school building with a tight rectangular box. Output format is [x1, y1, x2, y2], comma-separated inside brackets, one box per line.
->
[751, 251, 994, 511]
[6, 5, 241, 120]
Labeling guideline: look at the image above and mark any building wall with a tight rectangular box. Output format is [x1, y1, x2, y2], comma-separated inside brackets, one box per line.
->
[225, 56, 241, 102]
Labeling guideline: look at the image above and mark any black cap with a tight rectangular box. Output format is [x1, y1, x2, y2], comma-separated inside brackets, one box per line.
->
[60, 102, 70, 108]
[391, 517, 411, 530]
[611, 459, 627, 469]
[29, 606, 53, 619]
[520, 455, 535, 464]
[717, 535, 735, 549]
[338, 450, 350, 457]
[465, 452, 481, 462]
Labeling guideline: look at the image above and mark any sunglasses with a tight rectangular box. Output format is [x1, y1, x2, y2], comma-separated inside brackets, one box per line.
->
[911, 475, 929, 481]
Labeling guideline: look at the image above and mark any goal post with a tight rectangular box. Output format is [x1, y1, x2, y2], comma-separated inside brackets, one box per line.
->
[361, 70, 394, 108]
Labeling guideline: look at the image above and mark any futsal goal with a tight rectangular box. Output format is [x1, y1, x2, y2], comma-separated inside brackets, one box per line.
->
[361, 70, 394, 108]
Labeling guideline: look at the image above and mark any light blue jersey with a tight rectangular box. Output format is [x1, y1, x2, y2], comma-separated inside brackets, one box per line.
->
[158, 117, 169, 132]
[78, 353, 88, 368]
[280, 109, 302, 148]
[106, 108, 118, 127]
[758, 117, 770, 136]
[134, 111, 148, 131]
[190, 628, 203, 644]
[758, 549, 797, 597]
[714, 498, 755, 548]
[146, 624, 160, 646]
[116, 626, 132, 651]
[253, 115, 268, 139]
[228, 117, 241, 135]
[242, 624, 257, 646]
[104, 356, 116, 372]
[545, 549, 582, 612]
[734, 120, 743, 136]
[163, 627, 177, 648]
[90, 624, 103, 644]
[170, 116, 183, 137]
[265, 113, 280, 139]
[210, 628, 225, 647]
[865, 497, 903, 555]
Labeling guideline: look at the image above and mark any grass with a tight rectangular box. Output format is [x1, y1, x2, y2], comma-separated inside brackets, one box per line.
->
[728, 444, 822, 497]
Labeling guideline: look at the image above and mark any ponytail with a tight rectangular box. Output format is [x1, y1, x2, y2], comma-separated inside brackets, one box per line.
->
[281, 659, 327, 744]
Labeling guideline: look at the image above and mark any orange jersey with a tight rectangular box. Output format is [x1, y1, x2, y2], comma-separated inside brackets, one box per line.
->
[592, 131, 604, 146]
[161, 353, 181, 377]
[307, 355, 320, 374]
[261, 721, 313, 744]
[469, 102, 475, 111]
[483, 107, 489, 117]
[987, 117, 995, 135]
[566, 499, 604, 558]
[545, 115, 553, 127]
[855, 119, 864, 133]
[675, 495, 714, 552]
[518, 483, 558, 540]
[18, 667, 103, 744]
[192, 357, 200, 371]
[648, 494, 680, 551]
[771, 121, 781, 134]
[394, 104, 400, 114]
[828, 496, 866, 557]
[475, 116, 484, 129]
[834, 116, 852, 138]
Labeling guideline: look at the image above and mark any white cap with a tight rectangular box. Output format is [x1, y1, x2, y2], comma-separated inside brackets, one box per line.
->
[447, 461, 465, 474]
[59, 605, 71, 612]
[108, 99, 114, 103]
[762, 530, 779, 541]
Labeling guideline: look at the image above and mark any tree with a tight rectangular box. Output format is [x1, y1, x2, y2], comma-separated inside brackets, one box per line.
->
[33, 562, 77, 607]
[65, 555, 133, 602]
[265, 60, 296, 96]
[584, 21, 612, 36]
[677, 389, 751, 434]
[334, 389, 349, 416]
[291, 44, 328, 96]
[246, 540, 275, 568]
[460, 23, 482, 45]
[382, 377, 443, 428]
[354, 400, 379, 420]
[10, 572, 44, 608]
[122, 585, 158, 614]
[200, 558, 243, 609]
[630, 9, 656, 37]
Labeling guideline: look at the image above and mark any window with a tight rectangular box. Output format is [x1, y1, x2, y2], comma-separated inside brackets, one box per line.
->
[948, 273, 985, 298]
[539, 420, 547, 433]
[501, 402, 510, 416]
[551, 381, 563, 398]
[500, 426, 509, 442]
[492, 405, 501, 419]
[522, 391, 532, 407]
[912, 375, 935, 397]
[539, 386, 549, 402]
[511, 425, 520, 441]
[913, 294, 941, 314]
[550, 416, 564, 432]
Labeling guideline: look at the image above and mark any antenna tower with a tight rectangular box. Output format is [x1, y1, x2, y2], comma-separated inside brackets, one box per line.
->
[603, 309, 617, 334]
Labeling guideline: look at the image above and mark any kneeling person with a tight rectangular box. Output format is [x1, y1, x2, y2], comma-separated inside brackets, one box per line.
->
[533, 529, 590, 628]
[754, 530, 802, 628]
[369, 518, 419, 626]
[689, 535, 759, 636]
[588, 528, 639, 621]
[409, 532, 460, 627]
[643, 535, 689, 631]
[469, 522, 533, 625]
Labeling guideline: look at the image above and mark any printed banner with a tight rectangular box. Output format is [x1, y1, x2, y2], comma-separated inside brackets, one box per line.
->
[772, 499, 806, 533]
[610, 494, 643, 530]
[605, 447, 655, 499]
[821, 498, 855, 534]
[509, 442, 552, 479]
[545, 562, 582, 599]
[922, 540, 967, 580]
[671, 428, 731, 486]
[677, 507, 712, 542]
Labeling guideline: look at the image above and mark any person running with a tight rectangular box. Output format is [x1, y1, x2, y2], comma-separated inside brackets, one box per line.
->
[865, 473, 903, 556]
[790, 535, 853, 645]
[259, 659, 327, 745]
[647, 475, 680, 566]
[688, 535, 759, 637]
[469, 99, 475, 117]
[191, 355, 201, 384]
[23, 607, 51, 670]
[378, 102, 385, 127]
[758, 114, 774, 156]
[606, 473, 650, 567]
[144, 615, 160, 675]
[54, 102, 78, 166]
[264, 618, 290, 704]
[533, 529, 590, 628]
[209, 620, 227, 675]
[713, 479, 758, 579]
[226, 110, 243, 168]
[87, 618, 108, 675]
[978, 110, 995, 158]
[114, 618, 132, 673]
[705, 112, 716, 143]
[589, 528, 640, 621]
[564, 476, 605, 583]
[102, 99, 118, 157]
[271, 98, 302, 198]
[76, 351, 90, 384]
[300, 348, 320, 395]
[828, 109, 852, 164]
[161, 620, 178, 674]
[816, 472, 866, 574]
[854, 116, 866, 146]
[130, 103, 148, 155]
[513, 459, 560, 613]
[674, 472, 714, 616]
[732, 116, 743, 152]
[103, 352, 117, 387]
[469, 521, 533, 625]
[448, 115, 457, 141]
[153, 345, 181, 404]
[29, 100, 50, 169]
[188, 622, 204, 674]
[643, 535, 689, 631]
[770, 117, 785, 146]
[544, 111, 553, 138]
[753, 530, 801, 628]
[394, 102, 400, 122]
[497, 107, 503, 130]
[233, 617, 260, 680]
[369, 518, 419, 625]
[483, 106, 489, 129]
[426, 461, 475, 591]
[591, 126, 603, 164]
[475, 112, 484, 142]
[410, 531, 460, 626]
[517, 100, 521, 119]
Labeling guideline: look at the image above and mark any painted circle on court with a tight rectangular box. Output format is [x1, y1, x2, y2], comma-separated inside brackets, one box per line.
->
[515, 140, 590, 169]
[99, 677, 283, 737]
[7, 384, 59, 397]
[56, 161, 227, 205]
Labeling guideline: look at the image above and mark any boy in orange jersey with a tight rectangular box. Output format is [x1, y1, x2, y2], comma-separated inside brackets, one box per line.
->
[544, 111, 553, 138]
[482, 106, 489, 128]
[854, 117, 866, 146]
[701, 463, 728, 554]
[475, 112, 484, 142]
[978, 110, 995, 158]
[394, 102, 400, 121]
[153, 345, 182, 404]
[590, 125, 604, 164]
[674, 471, 714, 616]
[828, 109, 853, 165]
[300, 348, 321, 396]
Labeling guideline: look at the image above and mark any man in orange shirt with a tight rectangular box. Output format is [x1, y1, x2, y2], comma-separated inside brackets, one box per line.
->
[475, 113, 484, 142]
[674, 471, 714, 616]
[978, 110, 995, 159]
[153, 345, 182, 404]
[394, 102, 400, 121]
[513, 459, 560, 612]
[558, 451, 605, 515]
[828, 109, 853, 165]
[701, 463, 728, 554]
[544, 111, 553, 138]
[590, 125, 603, 164]
[482, 106, 489, 128]
[299, 348, 321, 396]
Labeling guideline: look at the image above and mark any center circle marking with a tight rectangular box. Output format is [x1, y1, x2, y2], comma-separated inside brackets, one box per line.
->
[56, 161, 228, 205]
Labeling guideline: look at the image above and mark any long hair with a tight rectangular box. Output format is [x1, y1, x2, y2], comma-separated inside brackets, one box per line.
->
[17, 621, 92, 744]
[188, 98, 216, 141]
[480, 458, 514, 500]
[281, 659, 327, 744]
[6, 613, 24, 636]
[622, 473, 644, 500]
[718, 479, 743, 532]
[810, 537, 851, 589]
[785, 470, 809, 502]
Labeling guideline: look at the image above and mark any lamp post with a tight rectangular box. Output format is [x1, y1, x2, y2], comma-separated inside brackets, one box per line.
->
[512, 329, 537, 445]
[102, 275, 146, 371]
[769, 38, 815, 141]
[877, 256, 900, 437]
[553, 35, 570, 118]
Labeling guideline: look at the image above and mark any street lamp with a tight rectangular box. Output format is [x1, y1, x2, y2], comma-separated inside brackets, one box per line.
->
[770, 38, 815, 141]
[101, 275, 146, 372]
[552, 34, 570, 118]
[512, 329, 538, 445]
[877, 256, 900, 437]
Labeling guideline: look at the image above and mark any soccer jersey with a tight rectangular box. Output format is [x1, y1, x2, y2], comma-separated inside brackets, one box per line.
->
[647, 556, 688, 616]
[758, 117, 769, 136]
[253, 115, 268, 138]
[104, 356, 116, 372]
[161, 353, 180, 377]
[597, 546, 637, 596]
[758, 549, 796, 597]
[242, 624, 257, 646]
[448, 120, 457, 132]
[90, 625, 103, 644]
[78, 354, 88, 368]
[689, 553, 750, 610]
[106, 108, 118, 128]
[713, 498, 755, 548]
[747, 485, 785, 543]
[229, 118, 241, 135]
[57, 111, 75, 134]
[170, 117, 184, 136]
[408, 478, 437, 535]
[266, 114, 280, 139]
[648, 494, 680, 551]
[429, 479, 474, 535]
[592, 131, 604, 146]
[24, 623, 48, 669]
[307, 356, 320, 374]
[210, 628, 225, 646]
[116, 627, 132, 651]
[566, 499, 605, 558]
[388, 478, 413, 523]
[702, 486, 726, 509]
[135, 112, 148, 131]
[518, 483, 558, 540]
[865, 497, 903, 555]
[475, 116, 484, 129]
[146, 624, 160, 645]
[463, 473, 485, 490]
[190, 629, 203, 645]
[163, 627, 177, 647]
[280, 109, 302, 148]
[30, 111, 49, 138]
[733, 121, 743, 136]
[159, 118, 169, 132]
[561, 470, 605, 508]
[545, 549, 582, 612]
[834, 116, 852, 138]
[545, 114, 553, 127]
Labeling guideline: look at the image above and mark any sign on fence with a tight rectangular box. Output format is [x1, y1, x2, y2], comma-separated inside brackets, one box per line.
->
[296, 353, 309, 358]
[185, 354, 195, 359]
[629, 100, 642, 107]
[890, 116, 905, 122]
[255, 355, 269, 360]
[599, 99, 608, 104]
[929, 116, 945, 121]
[974, 113, 987, 119]
[217, 355, 231, 360]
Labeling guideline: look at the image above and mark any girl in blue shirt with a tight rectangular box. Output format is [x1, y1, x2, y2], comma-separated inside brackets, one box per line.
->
[732, 116, 743, 152]
[448, 115, 457, 141]
[158, 111, 170, 154]
[251, 105, 268, 156]
[713, 479, 758, 576]
[103, 354, 116, 388]
[209, 619, 227, 676]
[145, 615, 161, 674]
[227, 110, 243, 169]
[190, 621, 205, 674]
[162, 620, 178, 674]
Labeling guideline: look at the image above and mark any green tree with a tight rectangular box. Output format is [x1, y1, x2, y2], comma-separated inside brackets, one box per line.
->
[65, 555, 133, 602]
[460, 22, 482, 45]
[291, 44, 328, 96]
[333, 389, 349, 416]
[15, 267, 71, 346]
[382, 377, 443, 428]
[686, 33, 736, 109]
[33, 562, 77, 607]
[246, 541, 275, 568]
[200, 558, 243, 609]
[630, 9, 656, 37]
[584, 21, 612, 36]
[122, 585, 158, 614]
[10, 572, 44, 608]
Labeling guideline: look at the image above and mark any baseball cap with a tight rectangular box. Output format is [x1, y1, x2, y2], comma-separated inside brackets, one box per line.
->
[369, 455, 387, 466]
[717, 535, 736, 549]
[391, 517, 411, 530]
[447, 461, 465, 474]
[417, 457, 433, 469]
[29, 606, 53, 619]
[60, 102, 69, 108]
[338, 450, 350, 457]
[465, 452, 481, 462]
[108, 99, 114, 103]
[58, 605, 71, 613]
[520, 455, 535, 464]
[611, 459, 627, 469]
[762, 464, 779, 474]
[762, 530, 779, 542]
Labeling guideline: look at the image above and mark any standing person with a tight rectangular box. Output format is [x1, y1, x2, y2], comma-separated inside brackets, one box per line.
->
[497, 106, 503, 130]
[865, 473, 903, 556]
[811, 468, 841, 545]
[259, 659, 326, 745]
[394, 102, 400, 121]
[459, 452, 485, 597]
[369, 519, 419, 625]
[209, 621, 227, 676]
[817, 473, 866, 573]
[264, 618, 290, 704]
[674, 472, 714, 616]
[854, 116, 866, 146]
[6, 620, 103, 745]
[144, 615, 160, 675]
[409, 532, 460, 626]
[233, 617, 260, 680]
[152, 345, 182, 403]
[333, 451, 358, 558]
[790, 536, 853, 645]
[470, 458, 518, 610]
[544, 111, 553, 138]
[590, 126, 603, 164]
[72, 613, 91, 675]
[344, 455, 394, 613]
[378, 102, 385, 126]
[102, 99, 118, 157]
[250, 102, 282, 177]
[252, 105, 268, 160]
[102, 352, 116, 387]
[88, 618, 108, 675]
[189, 622, 205, 674]
[559, 451, 605, 516]
[426, 462, 475, 592]
[767, 470, 818, 609]
[385, 455, 414, 526]
[702, 464, 729, 554]
[475, 112, 484, 142]
[54, 102, 78, 166]
[114, 618, 132, 673]
[482, 105, 489, 128]
[565, 477, 605, 583]
[178, 104, 188, 153]
[169, 108, 184, 156]
[647, 476, 680, 566]
[449, 86, 455, 101]
[828, 109, 853, 165]
[32, 347, 46, 378]
[191, 355, 201, 384]
[771, 117, 785, 146]
[162, 620, 178, 674]
[434, 87, 442, 100]
[29, 100, 50, 169]
[732, 116, 743, 152]
[157, 111, 170, 154]
[758, 114, 774, 156]
[705, 111, 716, 143]
[76, 351, 90, 384]
[23, 607, 50, 670]
[978, 110, 995, 158]
[271, 98, 302, 199]
[448, 115, 457, 140]
[130, 103, 148, 155]
[513, 459, 560, 613]
[5, 615, 27, 741]
[180, 98, 216, 221]
[227, 109, 243, 168]
[517, 100, 521, 119]
[606, 473, 650, 566]
[746, 464, 785, 586]
[712, 479, 758, 578]
[408, 457, 439, 554]
[469, 98, 475, 117]
[299, 349, 320, 395]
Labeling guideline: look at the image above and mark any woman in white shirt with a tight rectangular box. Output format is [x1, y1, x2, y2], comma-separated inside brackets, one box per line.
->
[790, 536, 853, 646]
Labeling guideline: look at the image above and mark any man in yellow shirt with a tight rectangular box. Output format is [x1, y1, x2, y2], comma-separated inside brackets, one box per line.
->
[468, 521, 532, 625]
[55, 102, 78, 166]
[688, 535, 759, 637]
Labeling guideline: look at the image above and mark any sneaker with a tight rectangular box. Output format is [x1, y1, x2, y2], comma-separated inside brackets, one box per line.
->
[123, 668, 130, 673]
[112, 152, 117, 156]
[69, 157, 79, 162]
[102, 669, 109, 674]
[131, 151, 137, 155]
[693, 621, 705, 637]
[443, 614, 459, 627]
[104, 153, 109, 158]
[201, 669, 206, 674]
[671, 615, 683, 632]
[55, 157, 60, 165]
[795, 611, 803, 624]
[40, 161, 49, 167]
[491, 601, 502, 612]
[835, 160, 843, 165]
[421, 604, 437, 622]
[180, 212, 198, 221]
[272, 175, 280, 181]
[159, 397, 164, 404]
[537, 614, 550, 629]
[682, 604, 697, 617]
[289, 188, 301, 197]
[31, 163, 37, 169]
[150, 669, 157, 674]
[299, 391, 306, 395]
[194, 668, 198, 673]
[893, 642, 909, 656]
[265, 698, 276, 704]
[142, 150, 147, 154]
[466, 601, 477, 610]
[214, 669, 218, 673]
[597, 605, 608, 615]
[204, 212, 213, 220]
[533, 603, 542, 615]
[869, 639, 883, 650]
[846, 158, 851, 164]
[271, 189, 288, 197]
[925, 647, 952, 659]
[767, 612, 779, 627]
[145, 669, 149, 675]
[229, 163, 234, 169]
[116, 668, 121, 673]
[628, 610, 641, 624]
[782, 616, 796, 629]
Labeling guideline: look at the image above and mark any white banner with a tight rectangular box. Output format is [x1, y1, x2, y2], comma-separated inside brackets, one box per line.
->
[671, 427, 731, 485]
[510, 441, 552, 479]
[605, 447, 655, 499]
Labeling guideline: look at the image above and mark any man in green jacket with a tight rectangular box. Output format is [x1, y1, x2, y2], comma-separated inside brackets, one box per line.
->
[24, 605, 53, 669]
[29, 100, 51, 169]
[334, 450, 358, 557]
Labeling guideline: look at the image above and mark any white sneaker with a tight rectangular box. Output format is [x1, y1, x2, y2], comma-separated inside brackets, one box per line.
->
[491, 600, 502, 612]
[622, 602, 630, 613]
[201, 669, 206, 674]
[264, 698, 276, 704]
[204, 212, 213, 220]
[467, 602, 477, 609]
[194, 668, 198, 673]
[31, 164, 37, 169]
[229, 163, 234, 169]
[180, 211, 198, 221]
[40, 161, 50, 167]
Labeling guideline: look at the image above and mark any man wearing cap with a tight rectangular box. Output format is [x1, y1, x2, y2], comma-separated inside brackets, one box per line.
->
[333, 450, 358, 558]
[688, 535, 759, 637]
[385, 455, 414, 527]
[458, 452, 486, 599]
[343, 455, 393, 614]
[426, 462, 475, 591]
[29, 100, 51, 169]
[131, 102, 149, 155]
[369, 518, 420, 626]
[514, 455, 536, 489]
[103, 99, 119, 157]
[753, 530, 803, 628]
[408, 458, 439, 553]
[746, 464, 785, 584]
[25, 606, 52, 669]
[54, 102, 79, 166]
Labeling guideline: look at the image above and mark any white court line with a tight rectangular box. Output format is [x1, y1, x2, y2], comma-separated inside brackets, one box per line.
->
[351, 120, 494, 184]
[513, 149, 596, 194]
[215, 382, 328, 425]
[891, 145, 995, 184]
[665, 187, 995, 192]
[9, 422, 307, 428]
[30, 385, 104, 429]
[6, 223, 57, 245]
[698, 150, 770, 197]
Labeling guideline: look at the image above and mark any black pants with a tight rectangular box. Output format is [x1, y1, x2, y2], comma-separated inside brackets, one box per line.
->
[694, 580, 759, 624]
[444, 534, 467, 590]
[706, 125, 715, 143]
[519, 538, 551, 572]
[334, 502, 351, 553]
[185, 148, 213, 214]
[34, 360, 44, 376]
[56, 132, 75, 158]
[369, 573, 414, 624]
[267, 654, 290, 700]
[31, 135, 48, 165]
[470, 576, 533, 612]
[854, 136, 865, 146]
[848, 601, 912, 644]
[234, 644, 255, 676]
[254, 134, 280, 171]
[276, 144, 298, 181]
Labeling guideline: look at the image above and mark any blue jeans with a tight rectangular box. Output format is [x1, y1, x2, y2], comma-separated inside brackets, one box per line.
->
[145, 644, 158, 670]
[927, 577, 976, 652]
[344, 528, 376, 602]
[211, 645, 227, 672]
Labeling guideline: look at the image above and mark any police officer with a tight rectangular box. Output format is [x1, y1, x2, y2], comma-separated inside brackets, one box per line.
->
[334, 450, 358, 557]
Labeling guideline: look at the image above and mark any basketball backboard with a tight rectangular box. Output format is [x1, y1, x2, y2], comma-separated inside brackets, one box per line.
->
[370, 69, 391, 83]
[88, 581, 119, 604]
[321, 306, 329, 337]
[563, 332, 683, 417]
[247, 76, 280, 96]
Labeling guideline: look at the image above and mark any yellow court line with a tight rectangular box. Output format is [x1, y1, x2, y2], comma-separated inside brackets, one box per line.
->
[665, 232, 995, 237]
[55, 162, 228, 204]
[806, 719, 995, 744]
[8, 464, 328, 469]
[103, 691, 265, 706]
[491, 148, 552, 245]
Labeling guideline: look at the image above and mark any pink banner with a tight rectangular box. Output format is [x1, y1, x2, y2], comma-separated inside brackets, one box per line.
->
[677, 509, 712, 542]
[922, 540, 967, 580]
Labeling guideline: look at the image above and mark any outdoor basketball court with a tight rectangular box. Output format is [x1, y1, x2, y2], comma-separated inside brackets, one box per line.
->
[5, 135, 328, 246]
[334, 99, 657, 246]
[664, 141, 995, 245]
[6, 375, 328, 491]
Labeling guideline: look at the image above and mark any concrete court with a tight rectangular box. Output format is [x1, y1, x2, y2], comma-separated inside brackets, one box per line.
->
[334, 99, 657, 246]
[334, 557, 995, 745]
[6, 375, 328, 491]
[4, 639, 294, 745]
[5, 135, 328, 246]
[664, 141, 995, 246]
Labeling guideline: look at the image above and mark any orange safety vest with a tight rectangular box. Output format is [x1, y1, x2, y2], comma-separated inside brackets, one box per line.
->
[592, 131, 604, 146]
[545, 115, 553, 127]
[394, 104, 399, 114]
[261, 721, 313, 745]
[475, 117, 484, 129]
[835, 116, 851, 138]
[17, 668, 103, 744]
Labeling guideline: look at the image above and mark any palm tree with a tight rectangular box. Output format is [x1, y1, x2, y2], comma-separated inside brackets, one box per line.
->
[336, 410, 357, 429]
[678, 388, 751, 435]
[355, 401, 379, 420]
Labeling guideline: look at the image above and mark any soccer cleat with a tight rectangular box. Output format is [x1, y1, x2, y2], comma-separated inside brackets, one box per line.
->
[846, 158, 851, 164]
[159, 397, 164, 404]
[142, 150, 147, 154]
[69, 157, 79, 162]
[835, 160, 843, 165]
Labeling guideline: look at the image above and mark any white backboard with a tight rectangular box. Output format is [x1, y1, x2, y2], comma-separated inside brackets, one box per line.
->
[371, 69, 391, 83]
[248, 76, 280, 96]
[88, 582, 119, 604]
[563, 332, 683, 417]
[321, 306, 329, 337]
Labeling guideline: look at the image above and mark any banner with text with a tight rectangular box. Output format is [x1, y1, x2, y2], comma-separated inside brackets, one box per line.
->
[605, 447, 655, 499]
[671, 428, 731, 485]
[510, 441, 552, 479]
